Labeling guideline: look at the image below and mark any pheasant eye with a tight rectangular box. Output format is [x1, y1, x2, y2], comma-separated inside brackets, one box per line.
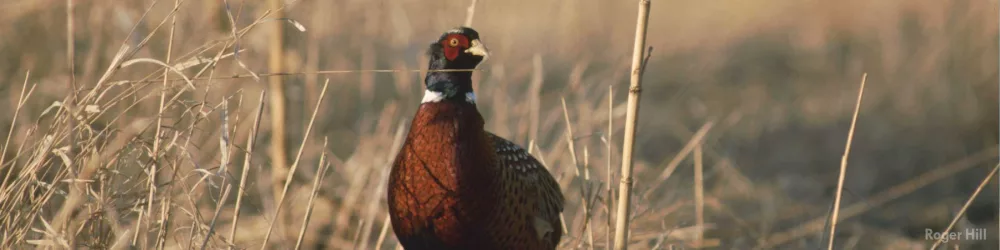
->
[448, 38, 460, 47]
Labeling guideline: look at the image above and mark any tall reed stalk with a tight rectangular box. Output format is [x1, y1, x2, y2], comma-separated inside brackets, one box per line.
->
[612, 1, 651, 249]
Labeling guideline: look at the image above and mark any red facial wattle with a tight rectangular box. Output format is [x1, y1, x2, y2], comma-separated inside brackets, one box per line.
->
[442, 34, 470, 61]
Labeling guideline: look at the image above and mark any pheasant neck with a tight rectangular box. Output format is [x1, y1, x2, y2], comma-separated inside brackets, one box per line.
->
[422, 70, 476, 104]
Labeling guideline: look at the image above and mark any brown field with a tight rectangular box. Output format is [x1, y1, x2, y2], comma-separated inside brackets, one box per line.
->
[0, 0, 998, 249]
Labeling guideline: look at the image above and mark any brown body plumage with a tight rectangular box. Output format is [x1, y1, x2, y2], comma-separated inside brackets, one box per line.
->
[387, 27, 565, 250]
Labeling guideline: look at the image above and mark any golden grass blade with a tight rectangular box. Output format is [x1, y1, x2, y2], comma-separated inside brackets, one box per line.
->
[66, 0, 76, 101]
[295, 139, 329, 250]
[605, 84, 614, 249]
[463, 0, 479, 27]
[358, 120, 408, 249]
[150, 4, 180, 247]
[200, 183, 233, 250]
[352, 219, 365, 247]
[930, 163, 999, 249]
[261, 79, 329, 248]
[228, 90, 267, 248]
[642, 121, 714, 199]
[200, 94, 245, 250]
[172, 49, 245, 71]
[530, 54, 543, 145]
[119, 58, 195, 90]
[374, 213, 392, 250]
[561, 97, 600, 249]
[132, 69, 486, 84]
[0, 72, 34, 194]
[826, 73, 867, 249]
[694, 144, 704, 246]
[759, 146, 998, 248]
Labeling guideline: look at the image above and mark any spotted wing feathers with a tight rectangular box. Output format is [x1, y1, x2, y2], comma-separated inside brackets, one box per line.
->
[487, 132, 565, 246]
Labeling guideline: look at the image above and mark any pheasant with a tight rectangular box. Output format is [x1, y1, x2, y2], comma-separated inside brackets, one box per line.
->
[387, 27, 565, 250]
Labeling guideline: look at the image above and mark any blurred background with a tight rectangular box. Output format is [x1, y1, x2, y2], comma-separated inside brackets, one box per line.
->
[0, 0, 998, 249]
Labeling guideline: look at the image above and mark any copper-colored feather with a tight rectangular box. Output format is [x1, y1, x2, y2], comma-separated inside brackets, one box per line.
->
[388, 102, 564, 250]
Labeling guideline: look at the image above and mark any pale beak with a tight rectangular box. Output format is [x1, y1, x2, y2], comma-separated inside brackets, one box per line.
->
[464, 39, 490, 62]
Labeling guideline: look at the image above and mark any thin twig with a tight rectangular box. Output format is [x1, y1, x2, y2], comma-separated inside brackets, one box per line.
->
[826, 73, 867, 249]
[131, 69, 486, 83]
[605, 85, 614, 249]
[261, 79, 330, 249]
[358, 120, 408, 249]
[561, 98, 595, 249]
[463, 0, 479, 27]
[694, 145, 704, 245]
[613, 1, 651, 249]
[119, 58, 196, 89]
[150, 1, 180, 247]
[155, 192, 171, 250]
[0, 72, 34, 193]
[374, 213, 393, 250]
[228, 91, 266, 248]
[295, 140, 330, 250]
[642, 122, 714, 199]
[930, 163, 1000, 249]
[66, 0, 76, 98]
[760, 146, 998, 248]
[529, 54, 543, 148]
[352, 219, 365, 247]
[200, 182, 233, 250]
[201, 96, 240, 250]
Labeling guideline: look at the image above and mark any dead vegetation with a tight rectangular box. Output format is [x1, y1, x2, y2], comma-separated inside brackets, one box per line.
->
[0, 0, 997, 249]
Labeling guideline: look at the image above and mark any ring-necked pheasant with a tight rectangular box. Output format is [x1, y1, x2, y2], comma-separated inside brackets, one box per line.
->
[387, 27, 565, 250]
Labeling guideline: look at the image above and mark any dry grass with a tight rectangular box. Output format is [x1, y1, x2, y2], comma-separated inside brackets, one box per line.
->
[0, 0, 997, 249]
[826, 73, 867, 249]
